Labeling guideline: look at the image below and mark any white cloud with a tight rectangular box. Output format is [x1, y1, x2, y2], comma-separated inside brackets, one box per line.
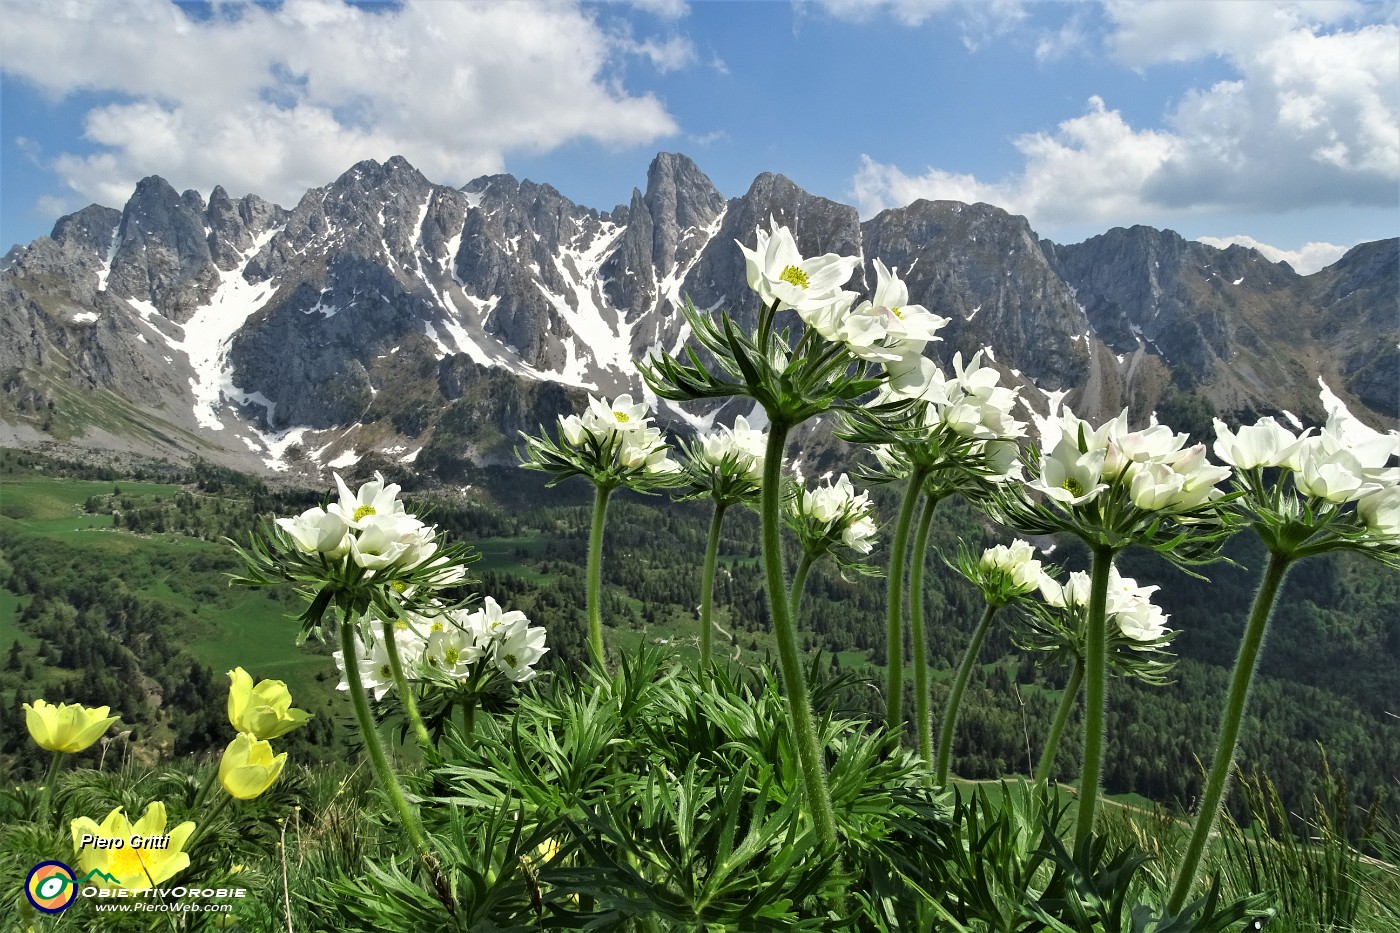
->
[1194, 235, 1349, 275]
[813, 0, 1026, 43]
[853, 96, 1177, 223]
[852, 5, 1398, 236]
[0, 0, 684, 210]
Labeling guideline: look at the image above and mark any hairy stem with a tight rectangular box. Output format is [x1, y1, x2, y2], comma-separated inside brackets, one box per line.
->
[1168, 549, 1293, 913]
[381, 617, 434, 758]
[909, 490, 940, 769]
[699, 501, 728, 671]
[885, 468, 930, 730]
[586, 483, 615, 670]
[760, 422, 837, 849]
[1036, 659, 1084, 785]
[789, 551, 817, 622]
[936, 604, 999, 786]
[1074, 544, 1116, 849]
[339, 614, 452, 910]
[38, 750, 65, 824]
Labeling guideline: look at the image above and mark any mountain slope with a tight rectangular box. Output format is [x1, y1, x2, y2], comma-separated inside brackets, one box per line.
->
[2, 153, 1394, 475]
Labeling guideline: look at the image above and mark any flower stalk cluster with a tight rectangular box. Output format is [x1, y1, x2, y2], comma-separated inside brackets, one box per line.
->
[674, 414, 767, 668]
[1167, 384, 1399, 913]
[519, 394, 680, 666]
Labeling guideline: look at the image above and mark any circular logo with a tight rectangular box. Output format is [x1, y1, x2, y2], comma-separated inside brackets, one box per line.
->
[25, 861, 78, 914]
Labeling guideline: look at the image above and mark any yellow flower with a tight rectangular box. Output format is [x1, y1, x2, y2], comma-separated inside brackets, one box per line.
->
[70, 802, 195, 891]
[227, 668, 312, 741]
[219, 733, 287, 800]
[24, 699, 119, 753]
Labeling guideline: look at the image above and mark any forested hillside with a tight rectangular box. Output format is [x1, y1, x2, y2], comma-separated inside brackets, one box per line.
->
[1, 448, 1396, 828]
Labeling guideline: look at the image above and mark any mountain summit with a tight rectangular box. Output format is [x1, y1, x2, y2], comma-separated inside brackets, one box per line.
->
[1, 153, 1394, 474]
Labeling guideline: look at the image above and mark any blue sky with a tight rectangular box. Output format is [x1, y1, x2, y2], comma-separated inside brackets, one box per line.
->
[2, 0, 1396, 273]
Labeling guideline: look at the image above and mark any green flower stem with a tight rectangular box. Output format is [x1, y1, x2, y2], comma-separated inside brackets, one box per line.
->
[37, 749, 65, 823]
[936, 604, 998, 787]
[1036, 652, 1086, 784]
[192, 763, 220, 810]
[185, 791, 233, 850]
[459, 696, 476, 749]
[1035, 659, 1084, 785]
[885, 467, 931, 730]
[760, 421, 838, 849]
[586, 482, 615, 669]
[381, 617, 434, 758]
[909, 490, 940, 770]
[339, 614, 452, 910]
[1074, 544, 1116, 850]
[699, 501, 729, 670]
[789, 551, 817, 622]
[1168, 549, 1294, 914]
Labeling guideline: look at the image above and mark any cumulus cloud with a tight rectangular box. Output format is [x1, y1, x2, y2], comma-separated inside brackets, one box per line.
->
[853, 96, 1177, 223]
[0, 0, 684, 211]
[1194, 235, 1349, 276]
[853, 4, 1398, 235]
[814, 0, 1026, 45]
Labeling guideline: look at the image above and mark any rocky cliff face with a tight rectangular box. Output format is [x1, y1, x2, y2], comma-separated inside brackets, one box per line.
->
[2, 152, 1394, 476]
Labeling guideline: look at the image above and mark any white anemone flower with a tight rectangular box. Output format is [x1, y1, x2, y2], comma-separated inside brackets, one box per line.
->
[979, 540, 1042, 595]
[881, 348, 947, 403]
[700, 415, 766, 482]
[1212, 416, 1308, 470]
[423, 625, 484, 679]
[334, 635, 396, 700]
[585, 394, 651, 437]
[1294, 444, 1375, 503]
[1116, 599, 1170, 642]
[1032, 437, 1108, 507]
[330, 471, 408, 529]
[1356, 486, 1400, 537]
[737, 218, 860, 315]
[349, 513, 428, 570]
[493, 619, 549, 683]
[277, 506, 351, 558]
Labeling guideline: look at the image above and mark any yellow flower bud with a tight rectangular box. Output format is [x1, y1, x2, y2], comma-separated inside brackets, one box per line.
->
[69, 802, 195, 891]
[24, 699, 119, 753]
[219, 733, 287, 800]
[227, 668, 312, 740]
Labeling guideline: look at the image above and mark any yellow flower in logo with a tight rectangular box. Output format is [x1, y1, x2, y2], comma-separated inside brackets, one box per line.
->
[70, 802, 195, 891]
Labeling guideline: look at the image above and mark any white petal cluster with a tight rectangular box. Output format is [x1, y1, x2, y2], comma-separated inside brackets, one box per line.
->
[698, 414, 767, 482]
[978, 539, 1043, 596]
[558, 393, 680, 477]
[792, 474, 879, 555]
[935, 351, 1026, 442]
[1028, 404, 1230, 513]
[277, 472, 441, 573]
[334, 596, 549, 693]
[738, 217, 860, 316]
[1038, 567, 1170, 643]
[1214, 381, 1399, 514]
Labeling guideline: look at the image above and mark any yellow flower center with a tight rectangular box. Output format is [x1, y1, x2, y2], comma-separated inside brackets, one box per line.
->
[890, 306, 903, 319]
[430, 622, 444, 632]
[444, 647, 460, 665]
[108, 847, 157, 888]
[615, 411, 631, 423]
[378, 664, 392, 680]
[353, 505, 376, 522]
[779, 265, 809, 289]
[503, 652, 519, 667]
[390, 580, 407, 593]
[394, 619, 409, 631]
[1061, 477, 1084, 497]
